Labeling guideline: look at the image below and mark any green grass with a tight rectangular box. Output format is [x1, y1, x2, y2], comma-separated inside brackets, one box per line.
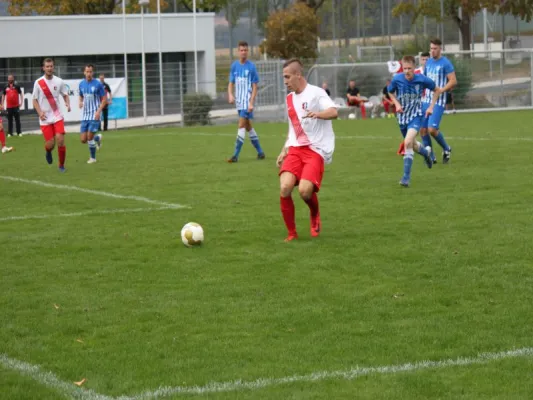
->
[1, 110, 533, 399]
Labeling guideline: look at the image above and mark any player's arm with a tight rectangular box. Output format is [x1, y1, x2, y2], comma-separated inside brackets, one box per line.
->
[425, 78, 442, 116]
[442, 71, 457, 92]
[387, 80, 402, 112]
[94, 85, 107, 120]
[79, 90, 84, 109]
[228, 64, 235, 104]
[32, 83, 46, 121]
[60, 82, 71, 112]
[306, 91, 339, 120]
[106, 84, 113, 103]
[276, 131, 289, 168]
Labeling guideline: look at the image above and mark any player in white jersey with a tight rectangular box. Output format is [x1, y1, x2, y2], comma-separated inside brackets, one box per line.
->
[415, 52, 429, 75]
[277, 59, 338, 242]
[32, 58, 71, 172]
[227, 41, 265, 163]
[79, 64, 106, 163]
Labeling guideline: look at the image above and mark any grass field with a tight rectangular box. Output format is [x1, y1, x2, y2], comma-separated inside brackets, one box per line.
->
[1, 111, 533, 399]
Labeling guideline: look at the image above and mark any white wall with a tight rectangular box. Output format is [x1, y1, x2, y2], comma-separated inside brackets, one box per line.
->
[0, 13, 217, 96]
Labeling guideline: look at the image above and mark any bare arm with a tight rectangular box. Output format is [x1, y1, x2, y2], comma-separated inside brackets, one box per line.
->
[33, 99, 46, 121]
[0, 94, 4, 110]
[228, 82, 234, 104]
[94, 96, 107, 120]
[18, 89, 23, 107]
[388, 91, 402, 112]
[249, 83, 258, 109]
[62, 94, 71, 112]
[442, 72, 457, 92]
[306, 107, 338, 120]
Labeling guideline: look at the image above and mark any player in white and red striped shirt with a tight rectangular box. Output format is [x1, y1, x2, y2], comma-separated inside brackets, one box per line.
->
[276, 59, 338, 242]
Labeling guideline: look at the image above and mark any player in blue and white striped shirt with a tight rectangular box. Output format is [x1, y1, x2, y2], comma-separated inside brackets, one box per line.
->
[227, 41, 265, 163]
[421, 38, 457, 164]
[79, 64, 106, 164]
[388, 55, 442, 187]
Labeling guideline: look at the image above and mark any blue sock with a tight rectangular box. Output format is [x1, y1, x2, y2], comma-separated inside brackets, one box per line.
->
[233, 128, 245, 158]
[433, 131, 450, 152]
[248, 129, 264, 155]
[94, 135, 100, 145]
[88, 140, 96, 159]
[417, 143, 429, 157]
[403, 150, 414, 180]
[421, 134, 435, 160]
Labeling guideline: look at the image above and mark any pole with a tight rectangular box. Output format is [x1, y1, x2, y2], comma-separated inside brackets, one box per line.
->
[157, 0, 164, 115]
[332, 0, 337, 63]
[483, 8, 488, 56]
[141, 5, 147, 121]
[122, 0, 128, 117]
[440, 0, 444, 45]
[193, 0, 199, 92]
[380, 0, 385, 37]
[387, 0, 391, 46]
[179, 62, 184, 127]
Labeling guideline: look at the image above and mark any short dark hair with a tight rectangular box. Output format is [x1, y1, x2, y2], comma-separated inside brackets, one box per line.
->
[430, 38, 442, 46]
[238, 41, 248, 48]
[402, 55, 416, 65]
[42, 58, 54, 66]
[84, 64, 94, 70]
[421, 52, 430, 57]
[283, 58, 304, 76]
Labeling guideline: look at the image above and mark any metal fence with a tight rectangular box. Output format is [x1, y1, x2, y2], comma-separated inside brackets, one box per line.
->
[2, 49, 532, 133]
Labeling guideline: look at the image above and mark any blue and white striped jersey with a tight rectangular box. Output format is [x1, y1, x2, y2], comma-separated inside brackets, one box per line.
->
[388, 73, 436, 125]
[79, 79, 105, 121]
[422, 56, 454, 107]
[229, 60, 259, 111]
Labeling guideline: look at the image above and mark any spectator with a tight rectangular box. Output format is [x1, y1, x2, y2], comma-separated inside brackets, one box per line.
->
[346, 80, 367, 119]
[382, 79, 396, 118]
[98, 73, 112, 131]
[322, 81, 331, 97]
[1, 74, 23, 137]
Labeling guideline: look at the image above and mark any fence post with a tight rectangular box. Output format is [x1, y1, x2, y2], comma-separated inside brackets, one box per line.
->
[530, 51, 533, 108]
[499, 49, 504, 107]
[179, 62, 184, 127]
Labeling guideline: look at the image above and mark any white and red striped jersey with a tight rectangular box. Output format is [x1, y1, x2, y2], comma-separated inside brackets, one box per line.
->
[285, 84, 337, 164]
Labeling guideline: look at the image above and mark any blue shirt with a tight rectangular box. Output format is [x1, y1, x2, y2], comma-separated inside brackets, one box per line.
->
[423, 56, 454, 107]
[229, 60, 259, 111]
[79, 79, 105, 121]
[388, 73, 436, 125]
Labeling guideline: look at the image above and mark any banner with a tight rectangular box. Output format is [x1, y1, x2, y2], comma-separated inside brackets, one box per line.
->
[14, 78, 128, 122]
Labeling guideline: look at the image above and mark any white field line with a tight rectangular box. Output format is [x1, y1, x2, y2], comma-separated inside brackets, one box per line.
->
[0, 207, 176, 222]
[101, 130, 533, 142]
[0, 353, 112, 400]
[2, 347, 533, 399]
[0, 176, 188, 209]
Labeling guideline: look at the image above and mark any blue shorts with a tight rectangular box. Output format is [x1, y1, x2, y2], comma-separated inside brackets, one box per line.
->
[237, 110, 254, 120]
[422, 103, 445, 130]
[80, 120, 100, 133]
[399, 116, 422, 138]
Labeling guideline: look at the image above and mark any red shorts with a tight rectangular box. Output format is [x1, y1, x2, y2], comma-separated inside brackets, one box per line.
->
[279, 146, 325, 192]
[41, 120, 65, 141]
[383, 101, 396, 114]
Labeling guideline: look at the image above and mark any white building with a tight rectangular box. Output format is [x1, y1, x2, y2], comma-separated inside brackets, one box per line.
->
[0, 13, 216, 117]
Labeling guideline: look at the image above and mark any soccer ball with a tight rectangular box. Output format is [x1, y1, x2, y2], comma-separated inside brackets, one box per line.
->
[181, 222, 204, 247]
[348, 113, 356, 120]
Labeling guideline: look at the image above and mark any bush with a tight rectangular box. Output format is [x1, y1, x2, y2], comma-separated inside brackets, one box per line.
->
[182, 93, 213, 126]
[446, 56, 473, 106]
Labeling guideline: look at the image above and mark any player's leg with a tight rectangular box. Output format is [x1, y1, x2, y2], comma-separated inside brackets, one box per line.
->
[299, 148, 324, 237]
[400, 124, 432, 187]
[87, 129, 97, 163]
[420, 103, 436, 162]
[41, 125, 56, 165]
[54, 121, 67, 171]
[0, 120, 13, 153]
[245, 117, 265, 159]
[428, 105, 452, 163]
[228, 114, 247, 163]
[279, 149, 303, 241]
[103, 108, 109, 131]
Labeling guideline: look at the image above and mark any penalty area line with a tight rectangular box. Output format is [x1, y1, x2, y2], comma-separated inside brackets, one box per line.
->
[0, 176, 188, 209]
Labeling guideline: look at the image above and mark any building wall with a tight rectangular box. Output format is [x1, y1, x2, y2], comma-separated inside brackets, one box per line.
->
[0, 13, 216, 97]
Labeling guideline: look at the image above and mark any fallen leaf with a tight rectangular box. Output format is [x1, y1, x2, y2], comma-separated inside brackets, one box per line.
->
[54, 304, 60, 309]
[74, 378, 87, 386]
[76, 339, 84, 344]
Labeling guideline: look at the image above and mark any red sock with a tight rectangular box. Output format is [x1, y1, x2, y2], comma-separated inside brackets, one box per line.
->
[0, 129, 5, 147]
[360, 104, 367, 119]
[58, 146, 66, 167]
[305, 192, 320, 218]
[280, 196, 296, 234]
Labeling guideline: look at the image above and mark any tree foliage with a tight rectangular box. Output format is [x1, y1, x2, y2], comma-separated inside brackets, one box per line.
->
[260, 2, 319, 60]
[179, 0, 228, 12]
[393, 0, 533, 51]
[8, 0, 168, 15]
[295, 0, 325, 12]
[256, 0, 292, 36]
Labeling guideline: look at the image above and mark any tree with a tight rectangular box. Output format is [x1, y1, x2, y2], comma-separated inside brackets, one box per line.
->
[393, 0, 533, 51]
[179, 0, 228, 12]
[225, 0, 248, 57]
[260, 2, 319, 60]
[255, 0, 291, 36]
[296, 0, 326, 12]
[8, 0, 168, 15]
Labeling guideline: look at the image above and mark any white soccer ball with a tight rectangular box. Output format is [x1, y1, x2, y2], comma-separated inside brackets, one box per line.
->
[181, 222, 204, 247]
[348, 113, 356, 120]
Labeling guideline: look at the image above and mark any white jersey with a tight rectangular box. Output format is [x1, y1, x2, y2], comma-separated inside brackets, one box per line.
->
[285, 84, 337, 164]
[32, 75, 68, 125]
